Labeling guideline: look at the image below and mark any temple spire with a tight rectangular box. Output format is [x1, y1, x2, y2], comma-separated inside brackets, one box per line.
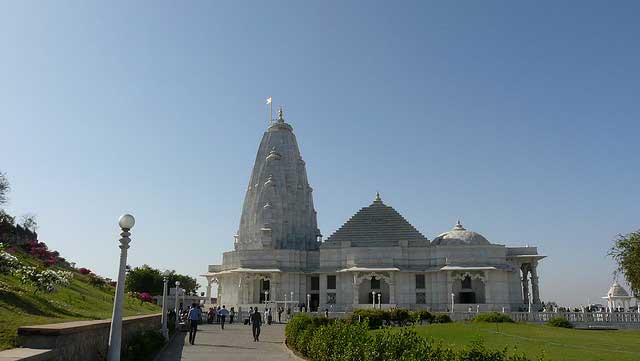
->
[375, 192, 381, 202]
[277, 107, 284, 122]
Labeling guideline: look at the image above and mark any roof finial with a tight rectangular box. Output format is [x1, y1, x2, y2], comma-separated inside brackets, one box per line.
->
[453, 219, 465, 231]
[277, 107, 284, 122]
[375, 192, 381, 202]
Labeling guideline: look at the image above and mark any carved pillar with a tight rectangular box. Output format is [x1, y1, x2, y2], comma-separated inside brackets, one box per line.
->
[530, 261, 540, 304]
[521, 264, 530, 305]
[352, 273, 359, 306]
[271, 273, 279, 305]
[205, 276, 213, 303]
[483, 270, 490, 305]
[389, 273, 396, 304]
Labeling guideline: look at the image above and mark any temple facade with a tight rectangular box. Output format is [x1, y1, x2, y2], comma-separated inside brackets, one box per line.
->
[204, 110, 545, 312]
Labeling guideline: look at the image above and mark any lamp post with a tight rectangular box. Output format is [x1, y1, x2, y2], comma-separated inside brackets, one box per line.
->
[160, 270, 170, 340]
[107, 214, 135, 361]
[174, 281, 181, 329]
[450, 293, 455, 313]
[264, 290, 269, 308]
[307, 294, 310, 312]
[371, 291, 376, 309]
[377, 293, 381, 309]
[528, 291, 532, 313]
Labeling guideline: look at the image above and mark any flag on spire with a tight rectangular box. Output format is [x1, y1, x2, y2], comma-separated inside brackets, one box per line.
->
[266, 97, 272, 105]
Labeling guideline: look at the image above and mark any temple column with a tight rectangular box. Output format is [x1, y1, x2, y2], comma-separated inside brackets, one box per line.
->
[530, 261, 541, 304]
[271, 273, 279, 306]
[205, 276, 213, 303]
[352, 273, 359, 306]
[521, 264, 530, 305]
[389, 273, 396, 304]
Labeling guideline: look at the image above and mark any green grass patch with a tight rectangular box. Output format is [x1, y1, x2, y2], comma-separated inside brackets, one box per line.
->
[0, 249, 160, 351]
[411, 322, 640, 361]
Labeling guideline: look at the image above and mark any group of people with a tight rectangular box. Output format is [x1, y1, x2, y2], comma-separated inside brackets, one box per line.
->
[179, 303, 295, 345]
[207, 305, 235, 328]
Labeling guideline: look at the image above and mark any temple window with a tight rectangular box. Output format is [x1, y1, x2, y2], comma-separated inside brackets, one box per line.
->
[327, 275, 336, 289]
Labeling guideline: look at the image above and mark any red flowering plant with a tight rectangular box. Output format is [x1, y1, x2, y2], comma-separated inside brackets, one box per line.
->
[138, 292, 154, 303]
[78, 267, 92, 275]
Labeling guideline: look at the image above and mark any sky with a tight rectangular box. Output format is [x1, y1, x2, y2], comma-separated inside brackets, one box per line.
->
[1, 1, 639, 307]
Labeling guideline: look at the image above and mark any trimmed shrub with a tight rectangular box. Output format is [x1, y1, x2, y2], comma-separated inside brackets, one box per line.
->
[351, 309, 386, 329]
[389, 308, 411, 325]
[411, 310, 434, 324]
[473, 312, 515, 323]
[547, 317, 574, 328]
[433, 313, 452, 323]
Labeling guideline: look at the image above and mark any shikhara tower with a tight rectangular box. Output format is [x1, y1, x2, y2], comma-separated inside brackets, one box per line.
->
[204, 108, 544, 313]
[236, 108, 320, 251]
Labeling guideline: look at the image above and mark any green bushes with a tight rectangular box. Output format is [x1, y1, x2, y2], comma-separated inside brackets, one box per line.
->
[287, 314, 541, 361]
[351, 309, 387, 329]
[122, 331, 166, 361]
[411, 310, 434, 324]
[547, 317, 574, 329]
[472, 312, 514, 323]
[433, 313, 452, 323]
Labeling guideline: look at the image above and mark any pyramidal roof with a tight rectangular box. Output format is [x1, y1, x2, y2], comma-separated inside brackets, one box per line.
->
[325, 193, 428, 245]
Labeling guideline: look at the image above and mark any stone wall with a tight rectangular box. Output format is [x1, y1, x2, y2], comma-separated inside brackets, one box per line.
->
[16, 314, 161, 361]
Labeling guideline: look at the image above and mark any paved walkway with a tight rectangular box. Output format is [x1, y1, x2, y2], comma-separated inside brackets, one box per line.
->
[155, 323, 299, 361]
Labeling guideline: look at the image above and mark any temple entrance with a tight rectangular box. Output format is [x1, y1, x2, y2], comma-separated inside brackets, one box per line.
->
[459, 292, 476, 304]
[310, 294, 319, 311]
[452, 274, 486, 304]
[358, 276, 390, 304]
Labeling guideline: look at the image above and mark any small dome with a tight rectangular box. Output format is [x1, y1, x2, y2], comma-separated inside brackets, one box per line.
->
[431, 220, 491, 246]
[607, 282, 630, 297]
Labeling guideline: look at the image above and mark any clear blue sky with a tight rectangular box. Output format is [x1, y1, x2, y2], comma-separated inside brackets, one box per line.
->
[2, 1, 639, 306]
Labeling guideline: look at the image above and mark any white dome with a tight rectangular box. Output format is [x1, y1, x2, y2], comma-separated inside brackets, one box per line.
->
[431, 220, 491, 246]
[607, 282, 630, 297]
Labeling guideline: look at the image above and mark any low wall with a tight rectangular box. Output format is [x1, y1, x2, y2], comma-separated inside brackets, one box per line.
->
[16, 314, 161, 361]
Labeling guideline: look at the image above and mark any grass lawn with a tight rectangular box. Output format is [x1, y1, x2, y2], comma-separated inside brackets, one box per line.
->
[412, 322, 640, 361]
[0, 250, 160, 351]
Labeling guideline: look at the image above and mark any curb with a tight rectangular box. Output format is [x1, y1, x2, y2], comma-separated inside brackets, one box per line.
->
[283, 342, 307, 361]
[152, 332, 178, 361]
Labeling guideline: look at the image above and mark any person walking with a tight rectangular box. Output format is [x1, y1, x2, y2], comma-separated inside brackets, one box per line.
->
[278, 307, 283, 323]
[229, 307, 235, 324]
[187, 303, 202, 345]
[249, 307, 254, 325]
[250, 308, 262, 341]
[267, 308, 273, 325]
[218, 305, 229, 329]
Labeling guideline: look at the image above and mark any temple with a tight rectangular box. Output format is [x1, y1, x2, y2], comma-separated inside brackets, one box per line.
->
[203, 110, 545, 312]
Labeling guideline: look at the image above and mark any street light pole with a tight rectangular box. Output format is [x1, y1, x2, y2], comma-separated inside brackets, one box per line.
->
[160, 271, 169, 340]
[377, 293, 381, 309]
[107, 214, 135, 361]
[371, 291, 376, 309]
[306, 294, 310, 312]
[451, 293, 455, 313]
[174, 281, 181, 329]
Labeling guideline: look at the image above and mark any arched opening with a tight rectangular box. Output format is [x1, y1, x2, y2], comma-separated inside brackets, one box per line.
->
[358, 276, 390, 304]
[452, 275, 486, 304]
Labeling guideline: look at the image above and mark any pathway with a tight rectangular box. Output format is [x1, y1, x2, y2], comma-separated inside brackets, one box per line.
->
[155, 322, 299, 361]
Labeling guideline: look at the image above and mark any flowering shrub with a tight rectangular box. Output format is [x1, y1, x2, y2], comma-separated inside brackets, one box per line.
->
[0, 242, 19, 272]
[14, 265, 73, 293]
[138, 292, 154, 303]
[20, 240, 64, 267]
[78, 267, 92, 275]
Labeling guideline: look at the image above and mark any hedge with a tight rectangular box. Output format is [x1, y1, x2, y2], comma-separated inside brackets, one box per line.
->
[286, 314, 542, 361]
[547, 317, 574, 328]
[472, 312, 514, 323]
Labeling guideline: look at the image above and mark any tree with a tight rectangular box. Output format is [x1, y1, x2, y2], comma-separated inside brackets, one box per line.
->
[20, 213, 38, 232]
[609, 230, 640, 297]
[125, 264, 200, 296]
[0, 171, 9, 207]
